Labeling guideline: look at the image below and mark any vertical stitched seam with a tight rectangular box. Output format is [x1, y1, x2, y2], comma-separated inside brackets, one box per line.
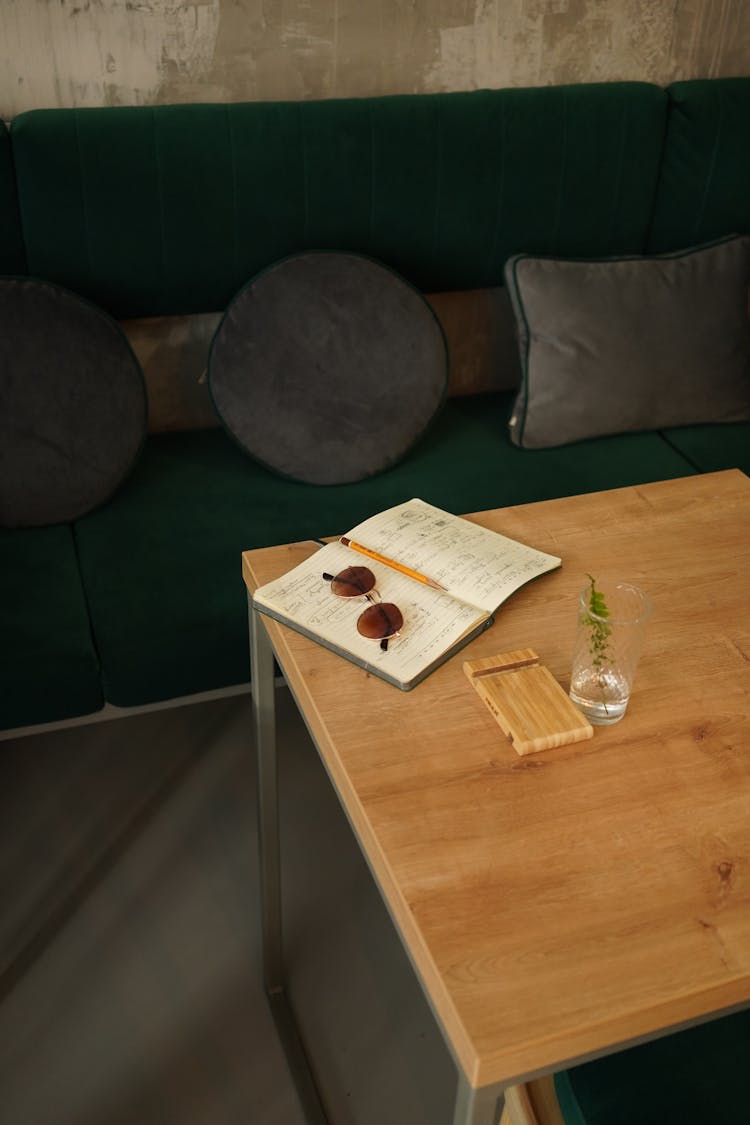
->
[73, 110, 95, 292]
[301, 102, 309, 246]
[225, 103, 240, 284]
[693, 86, 724, 243]
[552, 90, 567, 254]
[644, 91, 671, 252]
[7, 125, 29, 271]
[485, 97, 506, 281]
[431, 102, 443, 278]
[151, 106, 168, 309]
[368, 101, 375, 252]
[607, 100, 628, 254]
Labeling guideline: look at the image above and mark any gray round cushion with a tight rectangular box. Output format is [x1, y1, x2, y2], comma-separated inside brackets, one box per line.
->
[208, 252, 448, 485]
[0, 278, 147, 528]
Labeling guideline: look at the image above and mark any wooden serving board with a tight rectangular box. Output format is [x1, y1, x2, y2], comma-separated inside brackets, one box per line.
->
[464, 648, 593, 756]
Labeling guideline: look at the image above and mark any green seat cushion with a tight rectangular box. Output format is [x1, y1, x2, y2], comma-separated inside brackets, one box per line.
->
[73, 395, 696, 707]
[661, 423, 750, 476]
[649, 78, 750, 252]
[12, 83, 665, 318]
[0, 525, 103, 730]
[555, 1006, 750, 1125]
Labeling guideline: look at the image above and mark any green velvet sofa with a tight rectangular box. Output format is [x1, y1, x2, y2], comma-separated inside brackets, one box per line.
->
[2, 76, 749, 734]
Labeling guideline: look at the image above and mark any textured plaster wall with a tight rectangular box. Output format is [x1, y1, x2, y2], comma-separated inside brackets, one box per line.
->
[1, 0, 749, 117]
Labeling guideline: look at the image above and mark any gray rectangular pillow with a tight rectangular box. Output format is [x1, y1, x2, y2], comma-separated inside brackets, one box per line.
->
[504, 235, 750, 449]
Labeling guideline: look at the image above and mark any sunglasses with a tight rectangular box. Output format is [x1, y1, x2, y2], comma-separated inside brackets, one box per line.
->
[322, 565, 403, 650]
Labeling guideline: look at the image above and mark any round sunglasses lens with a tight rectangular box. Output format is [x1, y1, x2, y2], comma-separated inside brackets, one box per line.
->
[357, 602, 403, 641]
[330, 566, 376, 598]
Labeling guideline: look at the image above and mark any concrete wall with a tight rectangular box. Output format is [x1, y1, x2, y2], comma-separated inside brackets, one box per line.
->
[1, 0, 748, 118]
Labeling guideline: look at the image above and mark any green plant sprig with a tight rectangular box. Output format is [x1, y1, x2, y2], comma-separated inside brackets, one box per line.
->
[583, 574, 612, 710]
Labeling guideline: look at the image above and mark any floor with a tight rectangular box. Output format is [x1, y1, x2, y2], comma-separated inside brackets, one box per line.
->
[0, 689, 456, 1125]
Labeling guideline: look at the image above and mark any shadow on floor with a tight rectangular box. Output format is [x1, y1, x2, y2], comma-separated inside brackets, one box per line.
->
[0, 689, 455, 1125]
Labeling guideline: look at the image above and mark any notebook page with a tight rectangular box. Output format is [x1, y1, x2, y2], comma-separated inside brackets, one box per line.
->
[345, 498, 561, 615]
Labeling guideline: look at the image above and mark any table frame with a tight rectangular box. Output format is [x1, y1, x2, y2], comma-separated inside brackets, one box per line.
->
[245, 472, 750, 1125]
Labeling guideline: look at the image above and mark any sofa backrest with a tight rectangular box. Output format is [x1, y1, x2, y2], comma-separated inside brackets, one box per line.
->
[7, 78, 750, 432]
[10, 82, 667, 319]
[649, 78, 750, 253]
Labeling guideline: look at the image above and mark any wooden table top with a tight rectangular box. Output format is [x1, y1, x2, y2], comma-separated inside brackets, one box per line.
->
[242, 470, 750, 1089]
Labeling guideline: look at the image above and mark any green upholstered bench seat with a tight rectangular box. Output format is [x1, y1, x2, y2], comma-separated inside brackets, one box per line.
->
[554, 1006, 750, 1125]
[72, 393, 698, 708]
[0, 526, 103, 730]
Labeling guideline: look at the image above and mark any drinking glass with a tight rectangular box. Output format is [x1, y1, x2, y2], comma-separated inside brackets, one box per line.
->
[569, 579, 652, 725]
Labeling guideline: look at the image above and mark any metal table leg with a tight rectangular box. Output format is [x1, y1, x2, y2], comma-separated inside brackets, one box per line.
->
[452, 1072, 505, 1125]
[249, 596, 329, 1124]
[249, 594, 504, 1125]
[249, 595, 283, 993]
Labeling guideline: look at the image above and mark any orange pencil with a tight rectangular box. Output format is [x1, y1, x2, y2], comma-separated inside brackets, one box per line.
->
[339, 536, 447, 591]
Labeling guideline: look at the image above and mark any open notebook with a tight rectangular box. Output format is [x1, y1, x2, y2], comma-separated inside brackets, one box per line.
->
[252, 498, 562, 690]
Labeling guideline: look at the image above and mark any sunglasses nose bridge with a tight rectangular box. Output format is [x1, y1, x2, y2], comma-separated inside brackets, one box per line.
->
[323, 567, 402, 648]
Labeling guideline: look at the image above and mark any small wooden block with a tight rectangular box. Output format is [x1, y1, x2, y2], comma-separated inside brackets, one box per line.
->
[463, 648, 593, 756]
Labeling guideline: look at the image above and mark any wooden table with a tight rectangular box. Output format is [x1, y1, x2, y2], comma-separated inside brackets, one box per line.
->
[242, 470, 750, 1125]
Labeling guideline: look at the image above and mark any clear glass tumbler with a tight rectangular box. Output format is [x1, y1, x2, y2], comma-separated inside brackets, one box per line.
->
[569, 579, 652, 725]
